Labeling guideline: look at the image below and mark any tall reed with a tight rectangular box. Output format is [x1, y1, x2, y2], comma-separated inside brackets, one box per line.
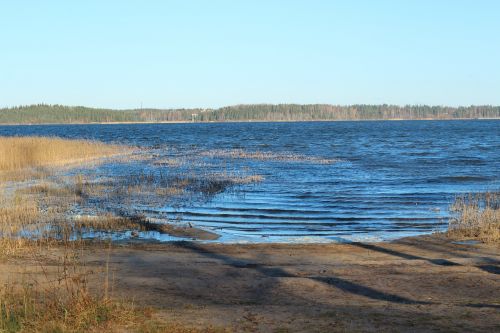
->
[448, 191, 500, 243]
[0, 136, 123, 173]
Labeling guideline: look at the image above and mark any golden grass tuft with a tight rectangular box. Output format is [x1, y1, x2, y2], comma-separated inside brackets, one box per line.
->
[0, 136, 124, 174]
[447, 191, 500, 243]
[0, 203, 39, 234]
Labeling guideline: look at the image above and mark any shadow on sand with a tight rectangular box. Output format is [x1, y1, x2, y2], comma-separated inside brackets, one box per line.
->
[173, 241, 432, 305]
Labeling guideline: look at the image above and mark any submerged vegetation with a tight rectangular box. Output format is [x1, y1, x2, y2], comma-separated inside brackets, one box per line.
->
[1, 104, 499, 124]
[448, 191, 500, 243]
[199, 149, 338, 164]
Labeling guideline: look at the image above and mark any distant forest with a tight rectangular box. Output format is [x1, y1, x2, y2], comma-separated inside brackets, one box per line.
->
[0, 104, 499, 124]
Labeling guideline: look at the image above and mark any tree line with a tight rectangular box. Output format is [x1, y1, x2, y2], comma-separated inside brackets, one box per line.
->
[0, 104, 498, 124]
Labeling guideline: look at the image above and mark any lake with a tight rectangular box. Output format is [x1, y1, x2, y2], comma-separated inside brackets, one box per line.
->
[1, 120, 499, 243]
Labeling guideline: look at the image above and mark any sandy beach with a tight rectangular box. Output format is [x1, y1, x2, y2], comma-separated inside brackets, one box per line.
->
[2, 234, 498, 332]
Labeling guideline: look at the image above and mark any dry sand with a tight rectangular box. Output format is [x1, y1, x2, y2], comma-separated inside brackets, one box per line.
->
[2, 234, 499, 332]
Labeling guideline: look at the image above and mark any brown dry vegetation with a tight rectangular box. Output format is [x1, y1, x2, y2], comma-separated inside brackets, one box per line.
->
[0, 194, 128, 332]
[0, 198, 40, 257]
[0, 137, 139, 332]
[448, 191, 500, 243]
[0, 136, 124, 174]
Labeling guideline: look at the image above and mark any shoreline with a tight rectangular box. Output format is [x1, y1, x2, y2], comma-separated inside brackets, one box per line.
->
[121, 224, 439, 244]
[1, 117, 499, 126]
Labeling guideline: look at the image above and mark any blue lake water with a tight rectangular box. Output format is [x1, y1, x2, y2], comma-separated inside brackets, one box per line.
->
[1, 120, 499, 243]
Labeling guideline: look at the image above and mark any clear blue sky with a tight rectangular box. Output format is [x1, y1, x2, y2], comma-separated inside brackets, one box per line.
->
[1, 0, 499, 109]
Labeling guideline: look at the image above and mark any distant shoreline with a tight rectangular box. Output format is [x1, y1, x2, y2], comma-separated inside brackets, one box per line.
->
[2, 104, 499, 125]
[1, 117, 499, 126]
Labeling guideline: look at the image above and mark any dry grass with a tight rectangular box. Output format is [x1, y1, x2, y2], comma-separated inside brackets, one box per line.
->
[0, 136, 124, 174]
[0, 191, 124, 332]
[0, 273, 129, 333]
[17, 182, 79, 198]
[0, 193, 41, 257]
[73, 214, 142, 232]
[0, 199, 39, 235]
[0, 242, 228, 333]
[448, 191, 500, 243]
[0, 136, 129, 254]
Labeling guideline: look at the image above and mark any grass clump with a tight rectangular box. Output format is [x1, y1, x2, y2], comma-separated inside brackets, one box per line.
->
[0, 282, 125, 333]
[448, 191, 500, 243]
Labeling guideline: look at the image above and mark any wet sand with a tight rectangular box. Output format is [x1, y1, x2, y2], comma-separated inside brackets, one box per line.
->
[2, 235, 499, 332]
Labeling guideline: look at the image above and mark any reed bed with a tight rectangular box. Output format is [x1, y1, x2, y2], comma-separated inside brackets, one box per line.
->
[448, 191, 500, 243]
[0, 136, 124, 173]
[82, 170, 264, 204]
[200, 149, 339, 164]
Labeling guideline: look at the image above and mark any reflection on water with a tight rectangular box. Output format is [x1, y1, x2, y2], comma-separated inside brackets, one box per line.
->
[1, 120, 499, 243]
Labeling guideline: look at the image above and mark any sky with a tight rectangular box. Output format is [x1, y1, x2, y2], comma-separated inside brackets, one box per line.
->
[1, 0, 499, 109]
